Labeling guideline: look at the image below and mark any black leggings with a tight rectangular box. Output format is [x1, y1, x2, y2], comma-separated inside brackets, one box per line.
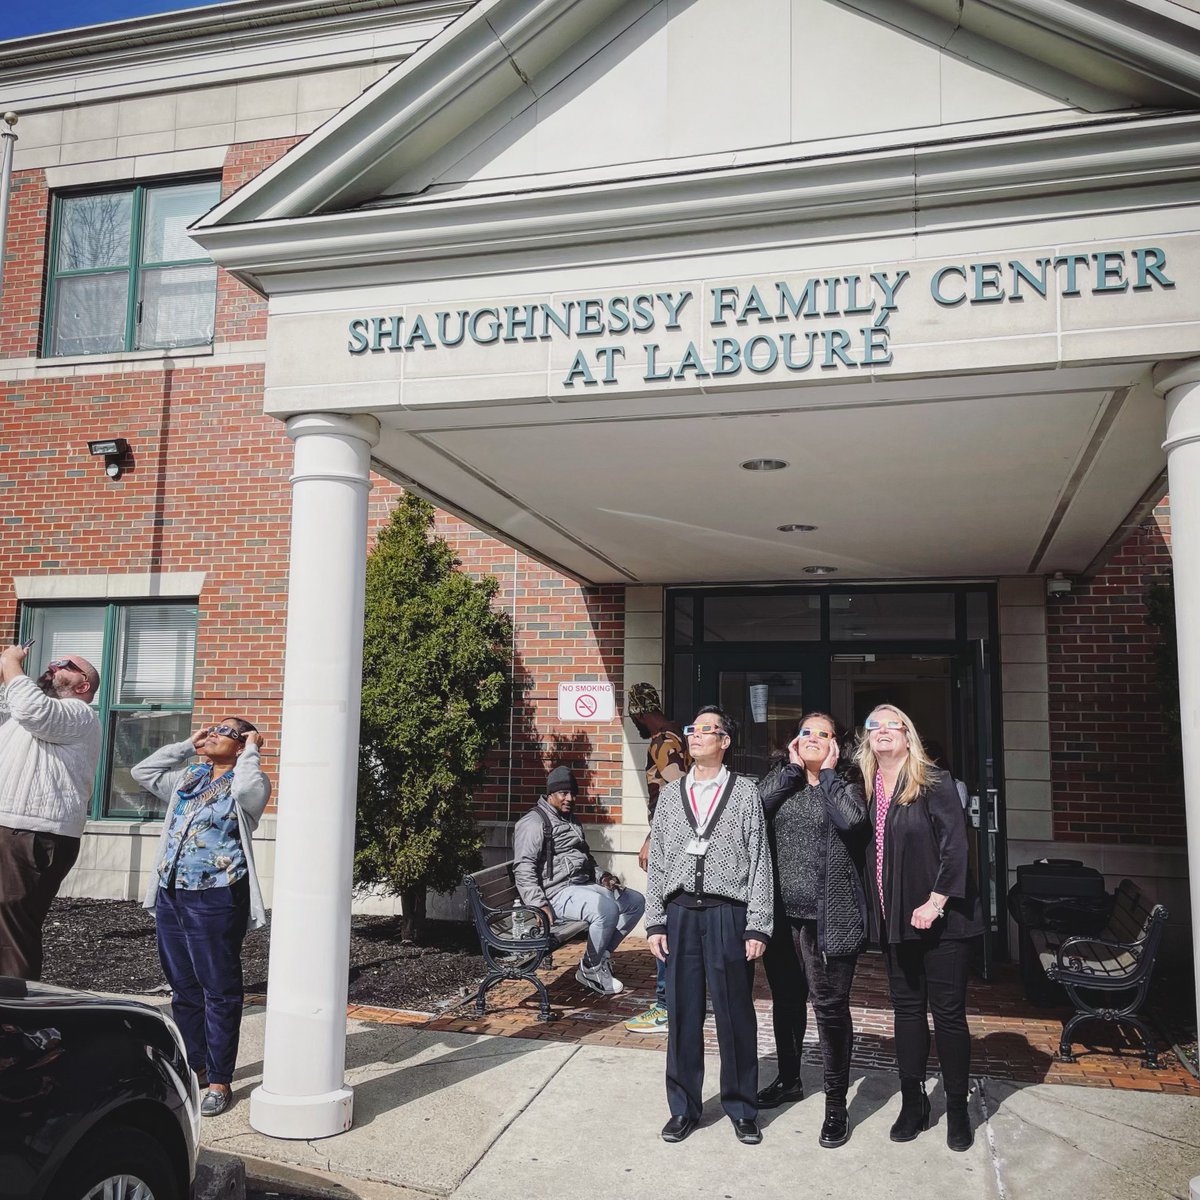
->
[885, 936, 973, 1097]
[763, 918, 857, 1105]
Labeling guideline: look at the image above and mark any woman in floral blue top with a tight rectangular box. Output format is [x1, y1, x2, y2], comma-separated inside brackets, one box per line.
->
[135, 717, 271, 1117]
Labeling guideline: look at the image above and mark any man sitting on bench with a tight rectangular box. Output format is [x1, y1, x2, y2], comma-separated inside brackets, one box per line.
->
[513, 765, 646, 996]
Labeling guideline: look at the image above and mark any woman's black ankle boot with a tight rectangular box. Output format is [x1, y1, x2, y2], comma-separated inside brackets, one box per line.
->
[946, 1093, 973, 1151]
[889, 1079, 930, 1142]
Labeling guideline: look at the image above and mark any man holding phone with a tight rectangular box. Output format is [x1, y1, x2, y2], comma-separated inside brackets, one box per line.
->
[0, 643, 101, 979]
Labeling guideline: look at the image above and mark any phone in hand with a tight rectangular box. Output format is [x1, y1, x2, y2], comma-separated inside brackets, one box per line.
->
[20, 639, 34, 650]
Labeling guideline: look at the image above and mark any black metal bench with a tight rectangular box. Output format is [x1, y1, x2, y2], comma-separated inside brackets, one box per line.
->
[1027, 879, 1168, 1068]
[464, 861, 588, 1022]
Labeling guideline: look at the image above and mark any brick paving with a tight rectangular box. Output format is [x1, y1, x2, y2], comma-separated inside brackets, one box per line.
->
[399, 938, 1198, 1095]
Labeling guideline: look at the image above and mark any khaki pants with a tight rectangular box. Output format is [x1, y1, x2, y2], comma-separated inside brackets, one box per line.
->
[0, 824, 80, 980]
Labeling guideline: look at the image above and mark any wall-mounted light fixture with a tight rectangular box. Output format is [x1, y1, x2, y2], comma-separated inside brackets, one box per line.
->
[1046, 571, 1072, 598]
[87, 438, 129, 480]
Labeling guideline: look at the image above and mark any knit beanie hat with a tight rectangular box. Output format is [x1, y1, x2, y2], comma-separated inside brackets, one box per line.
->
[546, 765, 578, 796]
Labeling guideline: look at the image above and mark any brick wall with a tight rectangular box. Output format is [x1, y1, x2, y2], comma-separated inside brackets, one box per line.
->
[0, 143, 626, 830]
[1046, 502, 1183, 845]
[0, 169, 50, 358]
[430, 512, 625, 826]
[216, 138, 304, 343]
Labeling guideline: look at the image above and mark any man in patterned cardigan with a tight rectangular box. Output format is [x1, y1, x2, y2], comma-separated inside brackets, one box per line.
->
[645, 704, 774, 1147]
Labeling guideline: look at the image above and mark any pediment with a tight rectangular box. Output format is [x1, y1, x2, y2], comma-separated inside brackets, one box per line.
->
[195, 0, 1200, 238]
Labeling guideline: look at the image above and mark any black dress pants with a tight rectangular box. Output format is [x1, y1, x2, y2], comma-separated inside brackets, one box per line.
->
[0, 824, 81, 980]
[884, 935, 973, 1096]
[763, 917, 857, 1104]
[665, 899, 758, 1121]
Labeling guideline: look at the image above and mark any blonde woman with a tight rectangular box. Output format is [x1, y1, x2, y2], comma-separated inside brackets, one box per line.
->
[856, 704, 981, 1153]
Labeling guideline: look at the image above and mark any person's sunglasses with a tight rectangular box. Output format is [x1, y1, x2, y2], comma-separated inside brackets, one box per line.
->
[865, 718, 905, 731]
[799, 728, 833, 740]
[684, 723, 726, 736]
[208, 724, 246, 741]
[47, 659, 84, 674]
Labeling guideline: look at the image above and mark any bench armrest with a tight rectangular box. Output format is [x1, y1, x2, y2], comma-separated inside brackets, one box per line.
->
[477, 901, 554, 949]
[504, 903, 552, 937]
[1050, 932, 1150, 986]
[1056, 932, 1141, 965]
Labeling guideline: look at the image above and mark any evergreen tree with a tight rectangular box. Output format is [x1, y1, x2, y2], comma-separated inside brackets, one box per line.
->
[356, 494, 511, 938]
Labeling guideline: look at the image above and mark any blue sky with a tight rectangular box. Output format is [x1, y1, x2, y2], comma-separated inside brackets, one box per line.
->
[9, 1, 232, 39]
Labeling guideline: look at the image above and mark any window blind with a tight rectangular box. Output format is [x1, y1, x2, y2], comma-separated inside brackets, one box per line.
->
[27, 607, 106, 682]
[116, 605, 198, 705]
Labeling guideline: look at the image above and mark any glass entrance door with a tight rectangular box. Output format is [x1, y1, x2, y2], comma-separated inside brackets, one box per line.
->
[829, 650, 1004, 975]
[700, 654, 829, 778]
[958, 639, 1002, 979]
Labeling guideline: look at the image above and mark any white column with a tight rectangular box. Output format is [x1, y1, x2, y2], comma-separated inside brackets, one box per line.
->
[1154, 359, 1200, 1052]
[249, 412, 380, 1140]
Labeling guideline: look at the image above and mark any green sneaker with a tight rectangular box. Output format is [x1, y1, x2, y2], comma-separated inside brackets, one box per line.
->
[624, 1002, 669, 1033]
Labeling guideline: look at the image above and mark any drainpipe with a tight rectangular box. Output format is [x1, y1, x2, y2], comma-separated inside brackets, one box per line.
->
[0, 113, 18, 301]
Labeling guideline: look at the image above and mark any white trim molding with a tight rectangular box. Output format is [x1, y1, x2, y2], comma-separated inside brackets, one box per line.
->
[192, 111, 1200, 295]
[14, 572, 207, 600]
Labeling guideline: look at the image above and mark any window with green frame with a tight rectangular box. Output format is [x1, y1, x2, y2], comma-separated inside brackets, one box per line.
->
[44, 179, 221, 357]
[20, 602, 199, 819]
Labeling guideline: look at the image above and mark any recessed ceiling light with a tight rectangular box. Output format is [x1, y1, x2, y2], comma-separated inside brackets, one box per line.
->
[740, 458, 788, 471]
[777, 523, 817, 533]
[803, 565, 838, 575]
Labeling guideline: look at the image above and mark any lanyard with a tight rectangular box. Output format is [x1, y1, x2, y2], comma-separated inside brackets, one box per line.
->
[688, 775, 723, 833]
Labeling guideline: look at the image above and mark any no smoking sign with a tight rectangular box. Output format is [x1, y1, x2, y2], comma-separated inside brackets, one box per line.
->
[557, 681, 615, 722]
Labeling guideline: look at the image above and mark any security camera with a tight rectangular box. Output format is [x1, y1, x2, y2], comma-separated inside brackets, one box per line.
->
[1046, 572, 1072, 596]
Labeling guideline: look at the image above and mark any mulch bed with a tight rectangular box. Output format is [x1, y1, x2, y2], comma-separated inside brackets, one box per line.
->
[41, 897, 487, 1012]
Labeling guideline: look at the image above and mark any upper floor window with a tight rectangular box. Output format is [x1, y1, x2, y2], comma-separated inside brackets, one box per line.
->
[44, 179, 221, 357]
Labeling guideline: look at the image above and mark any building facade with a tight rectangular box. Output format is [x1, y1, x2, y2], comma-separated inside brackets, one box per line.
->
[1, 0, 1196, 1139]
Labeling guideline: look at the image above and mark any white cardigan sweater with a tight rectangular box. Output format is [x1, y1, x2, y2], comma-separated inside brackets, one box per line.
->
[0, 675, 101, 838]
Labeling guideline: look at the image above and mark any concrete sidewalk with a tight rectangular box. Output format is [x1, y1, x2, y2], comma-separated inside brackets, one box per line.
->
[195, 1006, 1200, 1200]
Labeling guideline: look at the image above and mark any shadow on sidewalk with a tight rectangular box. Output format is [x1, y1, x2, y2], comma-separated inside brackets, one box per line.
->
[231, 1020, 563, 1130]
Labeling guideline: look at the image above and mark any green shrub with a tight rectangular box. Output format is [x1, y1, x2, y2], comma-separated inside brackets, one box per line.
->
[355, 494, 512, 937]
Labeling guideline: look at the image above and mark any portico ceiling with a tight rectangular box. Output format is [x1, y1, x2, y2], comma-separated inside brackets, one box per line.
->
[369, 365, 1167, 584]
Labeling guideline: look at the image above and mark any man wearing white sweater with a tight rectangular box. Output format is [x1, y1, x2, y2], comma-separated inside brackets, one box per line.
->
[0, 643, 101, 979]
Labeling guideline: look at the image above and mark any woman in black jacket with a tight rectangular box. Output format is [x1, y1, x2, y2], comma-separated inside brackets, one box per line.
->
[856, 703, 983, 1152]
[757, 713, 867, 1149]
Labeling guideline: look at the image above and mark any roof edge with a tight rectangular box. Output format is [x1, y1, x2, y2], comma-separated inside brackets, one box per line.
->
[879, 0, 1200, 99]
[195, 0, 650, 227]
[0, 0, 464, 67]
[191, 111, 1200, 292]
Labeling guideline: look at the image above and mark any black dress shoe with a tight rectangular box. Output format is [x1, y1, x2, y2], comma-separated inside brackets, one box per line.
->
[732, 1118, 762, 1145]
[818, 1105, 849, 1148]
[756, 1076, 804, 1109]
[661, 1115, 699, 1143]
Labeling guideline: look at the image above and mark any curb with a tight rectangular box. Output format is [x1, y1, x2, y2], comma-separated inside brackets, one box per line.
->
[196, 1148, 246, 1200]
[242, 1155, 439, 1199]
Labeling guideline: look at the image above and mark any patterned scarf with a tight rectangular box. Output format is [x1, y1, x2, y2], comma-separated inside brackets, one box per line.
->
[174, 764, 234, 826]
[874, 769, 891, 916]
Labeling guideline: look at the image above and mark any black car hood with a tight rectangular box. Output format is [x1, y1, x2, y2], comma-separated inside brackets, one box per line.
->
[0, 976, 158, 1015]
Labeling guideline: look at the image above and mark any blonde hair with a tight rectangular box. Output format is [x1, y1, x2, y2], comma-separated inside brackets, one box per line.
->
[853, 704, 937, 806]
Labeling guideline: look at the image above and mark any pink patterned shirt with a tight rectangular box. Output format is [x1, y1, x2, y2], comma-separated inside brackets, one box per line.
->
[874, 770, 891, 916]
